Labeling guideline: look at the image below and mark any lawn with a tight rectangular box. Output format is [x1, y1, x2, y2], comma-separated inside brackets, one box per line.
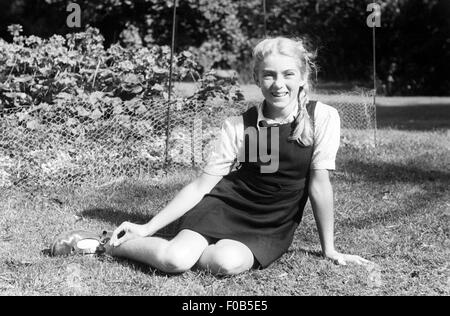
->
[0, 92, 449, 296]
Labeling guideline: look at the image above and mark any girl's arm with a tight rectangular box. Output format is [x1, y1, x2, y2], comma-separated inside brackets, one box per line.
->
[309, 169, 370, 265]
[110, 172, 223, 247]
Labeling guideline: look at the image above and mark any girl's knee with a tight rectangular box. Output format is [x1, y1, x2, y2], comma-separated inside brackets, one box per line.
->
[160, 230, 209, 273]
[205, 247, 253, 275]
[160, 245, 196, 273]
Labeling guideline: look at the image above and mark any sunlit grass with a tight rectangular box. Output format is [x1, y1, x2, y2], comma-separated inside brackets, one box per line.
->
[1, 126, 448, 295]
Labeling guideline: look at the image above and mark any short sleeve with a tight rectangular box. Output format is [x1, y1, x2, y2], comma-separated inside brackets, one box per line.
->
[202, 116, 242, 176]
[310, 102, 341, 170]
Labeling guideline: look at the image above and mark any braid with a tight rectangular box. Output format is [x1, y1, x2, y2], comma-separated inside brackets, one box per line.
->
[288, 88, 314, 147]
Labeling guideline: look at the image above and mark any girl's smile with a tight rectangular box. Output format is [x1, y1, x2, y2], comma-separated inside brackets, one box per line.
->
[255, 53, 304, 119]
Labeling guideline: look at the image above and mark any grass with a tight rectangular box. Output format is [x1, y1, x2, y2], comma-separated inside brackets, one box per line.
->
[1, 92, 449, 296]
[1, 129, 448, 296]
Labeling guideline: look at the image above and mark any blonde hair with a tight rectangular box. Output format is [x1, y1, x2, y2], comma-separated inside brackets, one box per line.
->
[252, 37, 317, 147]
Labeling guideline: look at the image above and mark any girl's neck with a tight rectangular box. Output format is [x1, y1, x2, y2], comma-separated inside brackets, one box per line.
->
[263, 100, 298, 121]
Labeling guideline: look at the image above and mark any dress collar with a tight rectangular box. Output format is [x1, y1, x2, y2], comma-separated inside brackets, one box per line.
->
[256, 101, 299, 129]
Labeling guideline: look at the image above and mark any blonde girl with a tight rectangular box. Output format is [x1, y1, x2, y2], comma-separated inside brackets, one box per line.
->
[108, 37, 370, 274]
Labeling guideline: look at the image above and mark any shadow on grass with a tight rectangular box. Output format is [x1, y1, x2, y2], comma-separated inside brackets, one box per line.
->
[296, 248, 323, 258]
[341, 187, 445, 230]
[338, 159, 449, 229]
[81, 208, 151, 226]
[108, 256, 233, 279]
[99, 255, 185, 277]
[340, 159, 450, 184]
[376, 105, 450, 130]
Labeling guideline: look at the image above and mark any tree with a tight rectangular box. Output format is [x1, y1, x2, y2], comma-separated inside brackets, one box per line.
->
[1, 0, 448, 95]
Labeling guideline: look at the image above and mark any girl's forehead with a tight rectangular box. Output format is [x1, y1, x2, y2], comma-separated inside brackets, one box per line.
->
[258, 53, 300, 71]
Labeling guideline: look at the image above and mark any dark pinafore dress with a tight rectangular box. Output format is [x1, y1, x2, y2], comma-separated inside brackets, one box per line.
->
[177, 101, 317, 268]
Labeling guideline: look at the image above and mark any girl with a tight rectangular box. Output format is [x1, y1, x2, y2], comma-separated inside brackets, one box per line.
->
[107, 37, 370, 275]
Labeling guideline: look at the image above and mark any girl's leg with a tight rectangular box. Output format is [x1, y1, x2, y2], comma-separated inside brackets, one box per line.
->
[107, 229, 209, 274]
[197, 239, 255, 275]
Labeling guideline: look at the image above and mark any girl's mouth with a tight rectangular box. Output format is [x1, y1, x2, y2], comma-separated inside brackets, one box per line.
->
[271, 92, 289, 97]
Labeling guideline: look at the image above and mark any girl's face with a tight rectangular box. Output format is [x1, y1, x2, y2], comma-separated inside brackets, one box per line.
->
[255, 53, 304, 114]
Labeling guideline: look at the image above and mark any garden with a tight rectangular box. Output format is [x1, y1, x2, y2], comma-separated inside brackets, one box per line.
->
[0, 0, 448, 296]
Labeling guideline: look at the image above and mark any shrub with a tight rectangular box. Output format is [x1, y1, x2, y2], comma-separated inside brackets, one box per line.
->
[0, 25, 244, 188]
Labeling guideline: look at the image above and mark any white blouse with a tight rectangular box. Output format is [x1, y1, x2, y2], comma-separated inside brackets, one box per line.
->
[203, 101, 341, 176]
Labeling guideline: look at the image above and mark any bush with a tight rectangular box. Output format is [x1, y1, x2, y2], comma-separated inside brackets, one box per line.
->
[0, 25, 243, 109]
[1, 0, 447, 95]
[0, 26, 244, 188]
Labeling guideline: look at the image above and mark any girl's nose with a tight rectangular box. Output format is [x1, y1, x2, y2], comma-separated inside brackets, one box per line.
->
[272, 77, 285, 89]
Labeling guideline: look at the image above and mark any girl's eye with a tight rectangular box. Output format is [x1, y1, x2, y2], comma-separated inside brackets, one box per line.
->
[285, 73, 295, 77]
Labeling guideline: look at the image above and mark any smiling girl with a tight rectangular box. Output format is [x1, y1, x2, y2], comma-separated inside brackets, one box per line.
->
[107, 37, 370, 274]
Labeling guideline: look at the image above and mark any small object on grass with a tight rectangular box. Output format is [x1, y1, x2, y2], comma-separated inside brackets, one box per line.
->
[49, 197, 64, 206]
[410, 271, 420, 278]
[50, 230, 112, 256]
[5, 258, 33, 268]
[0, 235, 13, 242]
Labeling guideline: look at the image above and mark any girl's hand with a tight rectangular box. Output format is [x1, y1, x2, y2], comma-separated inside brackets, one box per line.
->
[109, 222, 148, 247]
[325, 250, 372, 266]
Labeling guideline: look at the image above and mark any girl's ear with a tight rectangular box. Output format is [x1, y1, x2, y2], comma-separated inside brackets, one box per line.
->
[298, 79, 307, 90]
[298, 77, 306, 87]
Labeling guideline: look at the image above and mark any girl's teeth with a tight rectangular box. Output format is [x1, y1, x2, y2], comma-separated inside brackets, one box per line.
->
[273, 92, 288, 97]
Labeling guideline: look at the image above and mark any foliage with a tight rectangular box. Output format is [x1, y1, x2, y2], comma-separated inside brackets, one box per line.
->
[0, 0, 448, 95]
[0, 26, 244, 187]
[0, 25, 243, 112]
[257, 0, 449, 95]
[382, 0, 450, 95]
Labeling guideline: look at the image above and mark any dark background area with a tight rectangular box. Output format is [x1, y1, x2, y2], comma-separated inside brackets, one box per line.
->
[0, 0, 449, 96]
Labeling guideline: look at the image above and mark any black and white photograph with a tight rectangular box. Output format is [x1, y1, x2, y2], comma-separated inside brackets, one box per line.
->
[0, 0, 448, 299]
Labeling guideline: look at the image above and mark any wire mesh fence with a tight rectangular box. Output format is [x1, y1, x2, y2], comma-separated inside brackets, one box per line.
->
[314, 90, 377, 148]
[0, 97, 240, 190]
[0, 90, 376, 191]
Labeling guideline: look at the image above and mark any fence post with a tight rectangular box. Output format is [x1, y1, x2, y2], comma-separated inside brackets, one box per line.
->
[262, 0, 267, 37]
[371, 3, 378, 148]
[164, 0, 178, 168]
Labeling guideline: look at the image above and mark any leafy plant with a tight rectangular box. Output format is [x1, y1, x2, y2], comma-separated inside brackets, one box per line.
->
[0, 25, 244, 188]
